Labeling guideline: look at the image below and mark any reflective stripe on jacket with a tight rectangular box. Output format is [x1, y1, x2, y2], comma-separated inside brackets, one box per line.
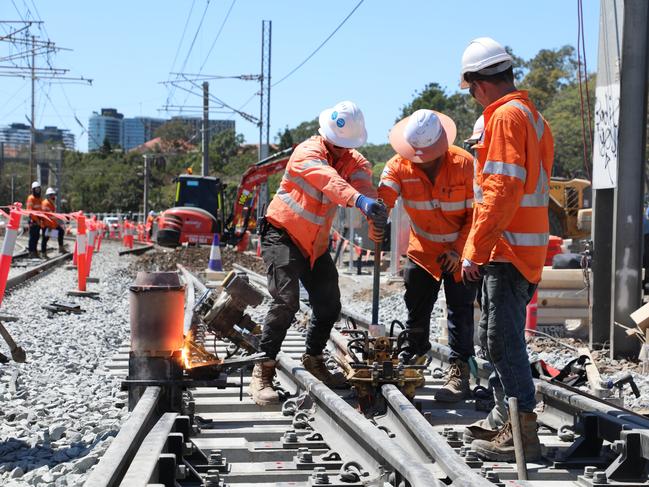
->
[463, 90, 554, 283]
[378, 145, 474, 281]
[265, 135, 376, 266]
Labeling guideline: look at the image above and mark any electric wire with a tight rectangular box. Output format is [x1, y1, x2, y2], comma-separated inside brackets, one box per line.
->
[177, 0, 212, 106]
[166, 0, 197, 106]
[272, 0, 365, 88]
[198, 0, 237, 74]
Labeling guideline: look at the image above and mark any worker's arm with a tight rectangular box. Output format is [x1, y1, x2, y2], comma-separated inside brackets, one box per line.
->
[26, 195, 34, 210]
[377, 160, 401, 210]
[347, 153, 377, 198]
[463, 116, 526, 265]
[452, 160, 475, 255]
[290, 150, 361, 207]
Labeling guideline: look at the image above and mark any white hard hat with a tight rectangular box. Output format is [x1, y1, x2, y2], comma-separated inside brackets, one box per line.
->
[465, 115, 485, 144]
[389, 109, 456, 163]
[318, 100, 367, 149]
[149, 210, 155, 216]
[31, 181, 41, 189]
[46, 187, 56, 196]
[460, 37, 513, 89]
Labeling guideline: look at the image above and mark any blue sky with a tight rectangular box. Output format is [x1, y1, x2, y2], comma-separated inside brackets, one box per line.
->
[1, 1, 600, 152]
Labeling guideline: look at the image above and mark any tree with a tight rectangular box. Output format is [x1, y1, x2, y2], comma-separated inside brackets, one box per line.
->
[99, 137, 113, 156]
[519, 46, 577, 112]
[277, 126, 294, 149]
[209, 129, 245, 173]
[155, 119, 193, 144]
[287, 118, 319, 143]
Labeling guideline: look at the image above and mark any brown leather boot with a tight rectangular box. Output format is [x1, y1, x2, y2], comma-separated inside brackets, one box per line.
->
[471, 411, 542, 462]
[463, 419, 499, 444]
[301, 354, 347, 388]
[248, 360, 280, 405]
[434, 360, 471, 402]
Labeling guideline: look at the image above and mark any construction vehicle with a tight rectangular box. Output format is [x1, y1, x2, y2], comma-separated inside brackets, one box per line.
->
[156, 148, 293, 248]
[156, 175, 226, 247]
[548, 177, 592, 239]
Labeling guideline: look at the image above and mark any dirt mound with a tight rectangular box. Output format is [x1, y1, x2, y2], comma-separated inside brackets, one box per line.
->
[130, 245, 266, 275]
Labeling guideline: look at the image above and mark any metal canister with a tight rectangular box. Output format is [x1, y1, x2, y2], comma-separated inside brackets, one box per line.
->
[129, 271, 185, 356]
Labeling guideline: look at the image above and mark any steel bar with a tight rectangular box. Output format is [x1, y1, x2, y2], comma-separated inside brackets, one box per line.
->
[83, 387, 162, 487]
[276, 352, 442, 487]
[508, 397, 528, 480]
[5, 252, 71, 291]
[381, 384, 492, 487]
[371, 238, 381, 325]
[120, 412, 178, 485]
[117, 243, 154, 256]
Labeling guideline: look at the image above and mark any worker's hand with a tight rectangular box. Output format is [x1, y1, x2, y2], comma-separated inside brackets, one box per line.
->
[355, 195, 387, 222]
[437, 249, 460, 274]
[461, 258, 481, 284]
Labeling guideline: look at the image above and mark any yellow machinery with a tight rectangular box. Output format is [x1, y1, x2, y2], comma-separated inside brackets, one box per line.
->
[548, 178, 591, 239]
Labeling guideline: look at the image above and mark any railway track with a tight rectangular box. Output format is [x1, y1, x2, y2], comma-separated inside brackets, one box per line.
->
[92, 264, 649, 486]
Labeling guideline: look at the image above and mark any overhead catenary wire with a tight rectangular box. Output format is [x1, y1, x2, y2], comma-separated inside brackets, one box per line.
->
[272, 0, 365, 88]
[197, 0, 237, 74]
[166, 0, 197, 106]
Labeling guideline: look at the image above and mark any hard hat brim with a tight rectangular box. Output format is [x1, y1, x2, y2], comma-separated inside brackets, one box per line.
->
[318, 108, 367, 149]
[389, 111, 457, 164]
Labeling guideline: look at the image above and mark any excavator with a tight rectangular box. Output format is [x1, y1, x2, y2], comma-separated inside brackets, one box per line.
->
[156, 148, 293, 247]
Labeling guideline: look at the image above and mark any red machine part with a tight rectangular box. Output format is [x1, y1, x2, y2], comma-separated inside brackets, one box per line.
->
[157, 207, 217, 246]
[228, 148, 292, 240]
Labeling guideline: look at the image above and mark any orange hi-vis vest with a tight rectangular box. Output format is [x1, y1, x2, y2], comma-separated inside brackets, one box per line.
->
[265, 135, 376, 266]
[379, 146, 474, 281]
[26, 194, 43, 224]
[41, 198, 59, 229]
[463, 90, 554, 284]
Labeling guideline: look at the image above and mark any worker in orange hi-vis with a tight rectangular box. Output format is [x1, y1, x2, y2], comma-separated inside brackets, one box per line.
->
[26, 181, 43, 258]
[458, 37, 554, 463]
[41, 187, 66, 256]
[249, 101, 388, 406]
[379, 109, 476, 403]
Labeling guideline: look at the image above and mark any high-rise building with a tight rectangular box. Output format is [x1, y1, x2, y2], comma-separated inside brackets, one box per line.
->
[88, 108, 123, 151]
[0, 123, 75, 150]
[122, 117, 165, 151]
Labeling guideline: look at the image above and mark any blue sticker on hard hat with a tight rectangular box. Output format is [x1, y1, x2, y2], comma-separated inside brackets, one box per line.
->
[331, 111, 338, 120]
[336, 118, 345, 128]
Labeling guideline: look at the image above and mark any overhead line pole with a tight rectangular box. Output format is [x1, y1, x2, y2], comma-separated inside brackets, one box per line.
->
[30, 34, 35, 183]
[202, 81, 209, 177]
[257, 20, 271, 220]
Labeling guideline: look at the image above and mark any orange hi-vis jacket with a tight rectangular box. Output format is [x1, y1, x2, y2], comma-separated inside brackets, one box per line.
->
[379, 146, 474, 281]
[463, 90, 554, 284]
[265, 135, 376, 266]
[41, 198, 59, 229]
[26, 194, 43, 224]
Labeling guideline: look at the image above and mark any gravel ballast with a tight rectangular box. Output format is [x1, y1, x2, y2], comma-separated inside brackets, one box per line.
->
[0, 240, 133, 487]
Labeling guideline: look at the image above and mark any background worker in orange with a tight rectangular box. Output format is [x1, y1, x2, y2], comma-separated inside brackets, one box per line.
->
[26, 181, 43, 258]
[249, 101, 388, 406]
[379, 109, 476, 403]
[41, 187, 66, 256]
[459, 37, 554, 462]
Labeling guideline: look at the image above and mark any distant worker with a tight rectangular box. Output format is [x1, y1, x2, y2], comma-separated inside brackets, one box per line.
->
[249, 101, 388, 405]
[41, 187, 66, 256]
[379, 109, 476, 402]
[26, 181, 43, 258]
[146, 211, 156, 239]
[459, 37, 554, 462]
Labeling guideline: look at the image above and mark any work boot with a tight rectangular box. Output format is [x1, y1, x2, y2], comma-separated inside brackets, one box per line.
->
[471, 411, 542, 462]
[463, 418, 499, 443]
[41, 250, 49, 260]
[301, 353, 348, 388]
[434, 360, 471, 402]
[59, 245, 67, 254]
[28, 251, 39, 259]
[398, 350, 430, 366]
[248, 360, 280, 406]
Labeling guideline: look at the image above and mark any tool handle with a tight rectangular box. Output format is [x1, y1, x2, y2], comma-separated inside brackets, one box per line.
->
[0, 321, 18, 351]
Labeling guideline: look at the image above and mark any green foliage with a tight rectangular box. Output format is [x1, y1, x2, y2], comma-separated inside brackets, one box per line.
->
[276, 118, 319, 144]
[155, 119, 193, 144]
[277, 126, 294, 150]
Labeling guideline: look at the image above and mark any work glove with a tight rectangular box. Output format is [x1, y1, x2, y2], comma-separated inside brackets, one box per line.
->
[355, 195, 388, 224]
[461, 258, 482, 285]
[437, 249, 460, 274]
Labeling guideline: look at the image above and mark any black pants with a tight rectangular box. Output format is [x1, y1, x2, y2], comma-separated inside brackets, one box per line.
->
[41, 226, 64, 253]
[403, 259, 476, 362]
[28, 222, 40, 252]
[259, 225, 341, 360]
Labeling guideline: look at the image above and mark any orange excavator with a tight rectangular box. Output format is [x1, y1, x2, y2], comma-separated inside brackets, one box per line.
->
[156, 148, 293, 247]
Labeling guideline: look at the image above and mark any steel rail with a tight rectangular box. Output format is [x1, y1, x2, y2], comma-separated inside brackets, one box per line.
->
[6, 251, 72, 291]
[276, 352, 443, 487]
[381, 384, 492, 487]
[120, 412, 179, 486]
[84, 387, 162, 487]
